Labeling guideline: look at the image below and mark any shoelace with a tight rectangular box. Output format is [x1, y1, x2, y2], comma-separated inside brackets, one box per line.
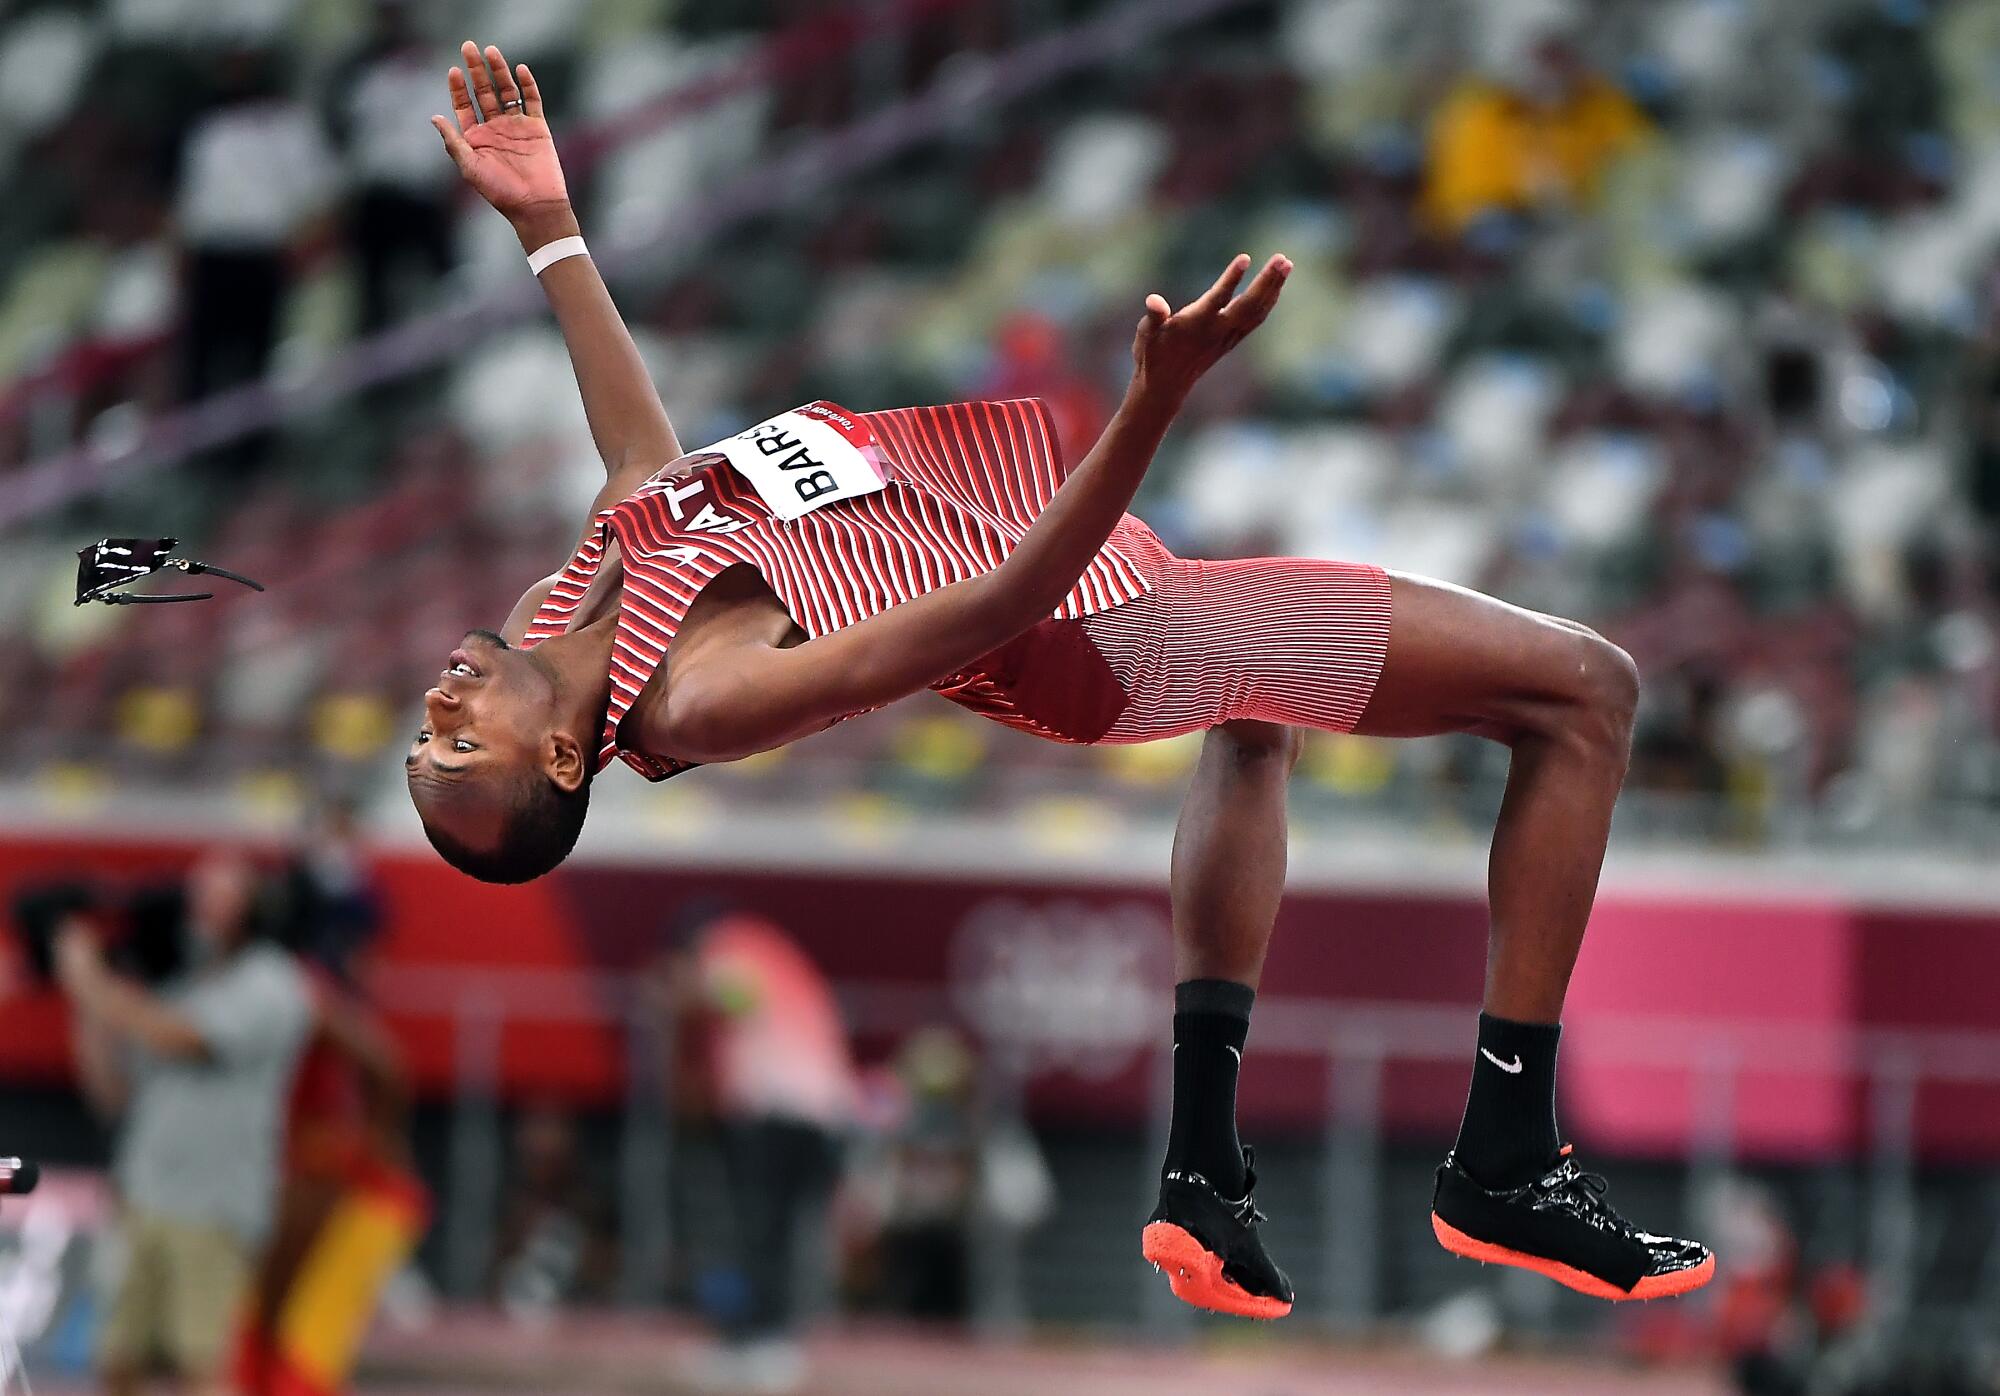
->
[1164, 1148, 1270, 1225]
[1228, 1191, 1269, 1227]
[1535, 1156, 1637, 1237]
[1226, 1148, 1269, 1227]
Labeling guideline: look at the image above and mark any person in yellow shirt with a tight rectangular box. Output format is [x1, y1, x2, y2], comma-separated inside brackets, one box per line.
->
[1422, 38, 1650, 234]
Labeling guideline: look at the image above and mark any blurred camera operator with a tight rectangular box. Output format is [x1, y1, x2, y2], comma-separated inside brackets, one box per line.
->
[55, 851, 313, 1396]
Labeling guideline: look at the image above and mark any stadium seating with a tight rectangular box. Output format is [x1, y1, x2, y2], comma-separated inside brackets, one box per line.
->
[0, 0, 1995, 848]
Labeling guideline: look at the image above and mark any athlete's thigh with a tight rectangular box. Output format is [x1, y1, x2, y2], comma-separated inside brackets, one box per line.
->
[1350, 572, 1607, 740]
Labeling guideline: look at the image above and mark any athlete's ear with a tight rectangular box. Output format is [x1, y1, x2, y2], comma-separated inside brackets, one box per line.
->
[546, 730, 587, 794]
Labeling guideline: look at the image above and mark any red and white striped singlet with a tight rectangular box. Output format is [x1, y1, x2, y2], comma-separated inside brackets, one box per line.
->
[520, 399, 1157, 779]
[524, 397, 1397, 780]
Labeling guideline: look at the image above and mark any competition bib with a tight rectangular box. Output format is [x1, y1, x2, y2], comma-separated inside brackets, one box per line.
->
[699, 401, 891, 521]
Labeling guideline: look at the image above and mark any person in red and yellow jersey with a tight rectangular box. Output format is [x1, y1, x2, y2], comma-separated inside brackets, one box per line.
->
[234, 813, 427, 1396]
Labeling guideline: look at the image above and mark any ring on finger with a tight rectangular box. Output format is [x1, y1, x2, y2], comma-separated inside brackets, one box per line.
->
[502, 98, 525, 111]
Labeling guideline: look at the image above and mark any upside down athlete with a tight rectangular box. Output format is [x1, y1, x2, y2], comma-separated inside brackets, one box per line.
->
[411, 42, 1714, 1317]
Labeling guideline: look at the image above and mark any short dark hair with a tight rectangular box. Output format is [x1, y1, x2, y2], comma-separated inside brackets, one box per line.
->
[425, 771, 591, 884]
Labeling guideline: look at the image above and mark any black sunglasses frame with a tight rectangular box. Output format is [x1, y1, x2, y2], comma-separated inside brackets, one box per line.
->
[74, 538, 266, 607]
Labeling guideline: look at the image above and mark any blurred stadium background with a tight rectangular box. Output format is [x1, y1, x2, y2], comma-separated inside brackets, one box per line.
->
[2, 0, 1999, 1392]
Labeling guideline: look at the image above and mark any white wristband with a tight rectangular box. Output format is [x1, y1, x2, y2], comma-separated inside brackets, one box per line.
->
[527, 236, 588, 276]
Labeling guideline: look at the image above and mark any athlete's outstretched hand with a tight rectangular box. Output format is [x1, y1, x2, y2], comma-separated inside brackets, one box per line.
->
[432, 40, 570, 229]
[1132, 253, 1292, 404]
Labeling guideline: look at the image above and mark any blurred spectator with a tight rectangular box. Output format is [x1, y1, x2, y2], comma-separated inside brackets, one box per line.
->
[331, 3, 455, 332]
[273, 796, 384, 985]
[653, 904, 858, 1393]
[852, 1026, 1052, 1323]
[56, 850, 313, 1396]
[1420, 32, 1649, 233]
[1826, 0, 1942, 163]
[490, 1102, 617, 1319]
[174, 46, 332, 408]
[1697, 1175, 1901, 1396]
[235, 977, 424, 1396]
[240, 808, 421, 1396]
[980, 311, 1112, 463]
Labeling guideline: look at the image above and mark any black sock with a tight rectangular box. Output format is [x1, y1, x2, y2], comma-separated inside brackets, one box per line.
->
[1451, 1012, 1562, 1190]
[1164, 978, 1254, 1197]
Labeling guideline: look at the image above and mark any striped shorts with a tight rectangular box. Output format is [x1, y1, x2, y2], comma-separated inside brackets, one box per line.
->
[1079, 541, 1394, 744]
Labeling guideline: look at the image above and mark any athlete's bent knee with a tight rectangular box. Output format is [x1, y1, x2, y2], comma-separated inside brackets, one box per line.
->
[1559, 630, 1639, 758]
[1209, 720, 1304, 773]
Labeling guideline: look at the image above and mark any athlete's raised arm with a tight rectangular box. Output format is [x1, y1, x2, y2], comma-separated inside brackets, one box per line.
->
[993, 252, 1291, 620]
[657, 254, 1291, 762]
[433, 41, 682, 488]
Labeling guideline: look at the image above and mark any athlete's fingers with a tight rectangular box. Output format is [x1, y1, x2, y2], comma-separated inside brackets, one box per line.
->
[1134, 294, 1169, 362]
[1190, 253, 1251, 315]
[431, 114, 472, 170]
[447, 67, 478, 130]
[1134, 293, 1171, 368]
[1220, 254, 1292, 331]
[517, 63, 545, 120]
[486, 45, 522, 111]
[462, 40, 501, 119]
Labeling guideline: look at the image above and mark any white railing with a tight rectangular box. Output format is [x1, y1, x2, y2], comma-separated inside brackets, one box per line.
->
[379, 963, 2000, 1335]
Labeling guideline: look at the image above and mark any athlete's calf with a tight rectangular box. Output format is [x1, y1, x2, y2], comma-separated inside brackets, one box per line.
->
[1142, 720, 1304, 1318]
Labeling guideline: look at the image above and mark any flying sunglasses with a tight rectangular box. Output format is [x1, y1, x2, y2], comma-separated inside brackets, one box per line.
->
[74, 538, 265, 607]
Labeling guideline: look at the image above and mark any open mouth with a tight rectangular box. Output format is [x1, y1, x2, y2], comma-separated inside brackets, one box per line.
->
[446, 649, 482, 679]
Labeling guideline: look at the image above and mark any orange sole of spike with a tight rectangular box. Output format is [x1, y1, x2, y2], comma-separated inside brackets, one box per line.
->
[1140, 1222, 1293, 1320]
[1430, 1214, 1716, 1301]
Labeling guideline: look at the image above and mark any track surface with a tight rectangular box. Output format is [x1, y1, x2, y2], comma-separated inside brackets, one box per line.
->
[31, 1311, 1729, 1396]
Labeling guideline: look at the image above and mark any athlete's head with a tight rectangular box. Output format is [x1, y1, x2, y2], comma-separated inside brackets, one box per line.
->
[406, 630, 591, 883]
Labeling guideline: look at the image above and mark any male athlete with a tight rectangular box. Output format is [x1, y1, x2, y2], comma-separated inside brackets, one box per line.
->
[410, 42, 1713, 1318]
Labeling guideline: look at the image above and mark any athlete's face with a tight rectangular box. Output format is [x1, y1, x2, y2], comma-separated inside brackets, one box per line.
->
[405, 630, 559, 851]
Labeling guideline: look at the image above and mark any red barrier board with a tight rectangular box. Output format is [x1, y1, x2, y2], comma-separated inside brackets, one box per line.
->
[3, 834, 1997, 1161]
